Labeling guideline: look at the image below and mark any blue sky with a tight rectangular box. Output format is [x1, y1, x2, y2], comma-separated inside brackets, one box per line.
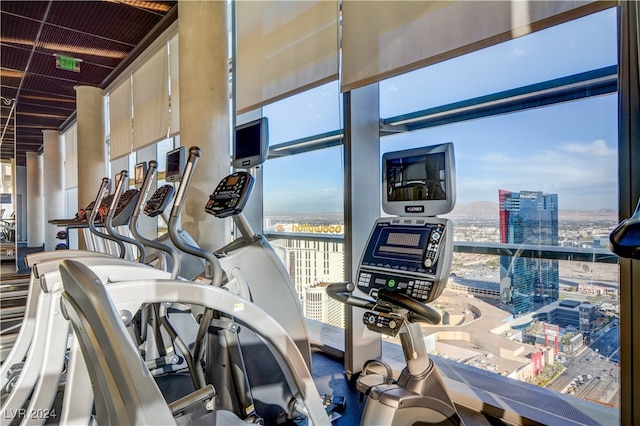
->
[262, 8, 618, 215]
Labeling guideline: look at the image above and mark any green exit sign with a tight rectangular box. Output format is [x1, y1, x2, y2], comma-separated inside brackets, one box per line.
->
[55, 54, 81, 72]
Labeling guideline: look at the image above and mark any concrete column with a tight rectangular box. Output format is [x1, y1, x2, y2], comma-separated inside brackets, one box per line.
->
[75, 86, 106, 210]
[76, 86, 106, 250]
[343, 84, 382, 376]
[178, 0, 230, 252]
[26, 152, 44, 248]
[42, 130, 65, 250]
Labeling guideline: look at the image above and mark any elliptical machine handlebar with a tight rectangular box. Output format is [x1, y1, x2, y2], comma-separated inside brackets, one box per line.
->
[104, 170, 146, 262]
[87, 177, 127, 258]
[131, 161, 156, 221]
[170, 147, 201, 219]
[167, 146, 223, 284]
[129, 161, 182, 279]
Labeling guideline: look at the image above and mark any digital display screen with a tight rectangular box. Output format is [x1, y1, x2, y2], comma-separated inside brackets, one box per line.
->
[134, 163, 146, 185]
[235, 123, 262, 159]
[381, 143, 456, 217]
[227, 175, 239, 186]
[361, 222, 438, 274]
[166, 147, 184, 182]
[233, 118, 268, 168]
[386, 152, 447, 202]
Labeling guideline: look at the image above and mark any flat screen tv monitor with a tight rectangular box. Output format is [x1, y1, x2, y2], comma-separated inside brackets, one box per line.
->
[114, 171, 123, 189]
[382, 142, 456, 217]
[166, 146, 186, 183]
[134, 162, 147, 189]
[233, 117, 269, 168]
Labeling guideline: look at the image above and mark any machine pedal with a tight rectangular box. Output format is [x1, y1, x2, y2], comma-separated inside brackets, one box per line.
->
[320, 393, 346, 421]
[356, 359, 394, 401]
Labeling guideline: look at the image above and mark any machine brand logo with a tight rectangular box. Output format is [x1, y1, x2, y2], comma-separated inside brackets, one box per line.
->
[405, 205, 424, 213]
[242, 160, 251, 166]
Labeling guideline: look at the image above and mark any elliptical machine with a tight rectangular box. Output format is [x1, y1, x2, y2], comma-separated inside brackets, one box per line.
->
[327, 143, 463, 425]
[159, 144, 313, 424]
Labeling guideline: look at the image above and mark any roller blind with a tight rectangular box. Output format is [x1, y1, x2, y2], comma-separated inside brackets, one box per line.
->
[133, 47, 170, 149]
[64, 123, 77, 189]
[236, 0, 339, 114]
[341, 0, 615, 92]
[108, 78, 132, 159]
[169, 34, 180, 136]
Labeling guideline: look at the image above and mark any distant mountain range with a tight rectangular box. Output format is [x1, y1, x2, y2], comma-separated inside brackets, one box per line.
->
[444, 201, 617, 222]
[265, 202, 618, 223]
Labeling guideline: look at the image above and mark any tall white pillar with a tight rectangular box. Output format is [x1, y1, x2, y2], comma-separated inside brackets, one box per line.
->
[76, 86, 106, 249]
[42, 129, 65, 250]
[26, 152, 44, 248]
[178, 0, 230, 252]
[75, 86, 106, 211]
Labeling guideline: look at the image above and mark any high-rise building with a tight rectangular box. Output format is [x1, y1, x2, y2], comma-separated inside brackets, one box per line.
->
[499, 190, 559, 316]
[270, 238, 345, 318]
[304, 282, 345, 328]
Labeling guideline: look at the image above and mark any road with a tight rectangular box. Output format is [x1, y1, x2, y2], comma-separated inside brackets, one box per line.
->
[589, 323, 620, 363]
[547, 326, 620, 408]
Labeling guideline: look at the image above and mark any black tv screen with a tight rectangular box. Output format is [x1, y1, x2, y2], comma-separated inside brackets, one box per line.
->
[166, 146, 185, 182]
[134, 162, 147, 188]
[233, 117, 268, 168]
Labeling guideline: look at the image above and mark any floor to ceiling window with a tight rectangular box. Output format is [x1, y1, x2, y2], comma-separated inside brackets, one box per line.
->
[378, 7, 619, 416]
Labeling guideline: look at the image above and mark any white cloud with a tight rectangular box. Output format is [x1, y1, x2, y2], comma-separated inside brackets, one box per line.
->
[458, 140, 617, 210]
[510, 47, 526, 58]
[561, 139, 616, 157]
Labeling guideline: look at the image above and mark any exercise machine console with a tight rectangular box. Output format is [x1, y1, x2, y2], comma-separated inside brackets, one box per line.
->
[357, 217, 452, 306]
[205, 171, 253, 219]
[145, 185, 175, 217]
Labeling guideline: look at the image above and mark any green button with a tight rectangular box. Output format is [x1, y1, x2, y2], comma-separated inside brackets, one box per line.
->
[388, 279, 396, 288]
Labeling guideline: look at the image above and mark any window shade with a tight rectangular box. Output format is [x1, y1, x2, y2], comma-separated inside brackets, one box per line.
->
[169, 34, 180, 136]
[64, 123, 77, 189]
[236, 0, 339, 114]
[133, 47, 170, 149]
[108, 78, 132, 159]
[341, 0, 615, 93]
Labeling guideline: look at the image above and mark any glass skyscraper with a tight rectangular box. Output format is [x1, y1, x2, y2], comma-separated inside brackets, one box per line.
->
[499, 190, 559, 316]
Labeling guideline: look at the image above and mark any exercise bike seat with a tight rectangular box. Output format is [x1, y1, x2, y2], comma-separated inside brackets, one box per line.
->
[58, 259, 245, 425]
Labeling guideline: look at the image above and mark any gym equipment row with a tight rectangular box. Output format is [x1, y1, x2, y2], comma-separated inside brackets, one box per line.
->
[1, 133, 468, 425]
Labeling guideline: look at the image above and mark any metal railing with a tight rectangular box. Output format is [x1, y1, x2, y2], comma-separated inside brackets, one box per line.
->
[265, 231, 618, 264]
